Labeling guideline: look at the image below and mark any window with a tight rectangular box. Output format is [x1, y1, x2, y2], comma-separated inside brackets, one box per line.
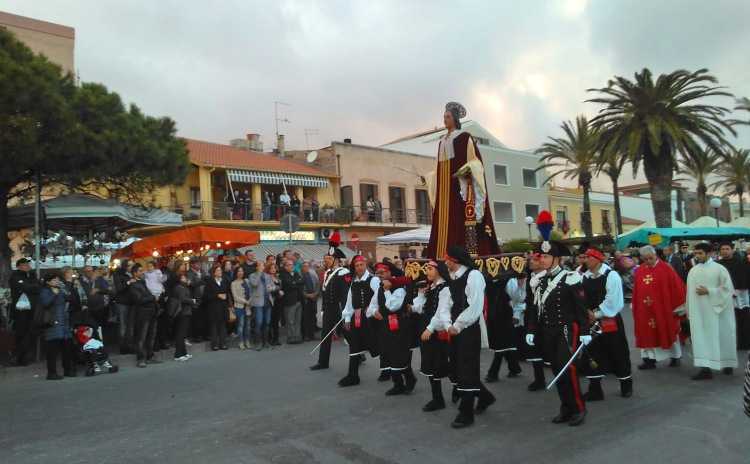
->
[389, 186, 406, 222]
[340, 186, 353, 207]
[190, 187, 200, 207]
[522, 169, 538, 188]
[494, 165, 508, 185]
[415, 189, 431, 224]
[524, 204, 540, 219]
[556, 209, 568, 230]
[359, 183, 378, 207]
[493, 201, 514, 223]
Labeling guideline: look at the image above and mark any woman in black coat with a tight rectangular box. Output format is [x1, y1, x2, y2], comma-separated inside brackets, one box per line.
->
[204, 265, 230, 350]
[170, 272, 196, 360]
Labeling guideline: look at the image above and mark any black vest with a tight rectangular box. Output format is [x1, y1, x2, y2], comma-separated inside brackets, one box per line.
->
[321, 268, 346, 311]
[350, 274, 374, 309]
[450, 270, 471, 322]
[582, 269, 610, 311]
[377, 285, 406, 317]
[421, 282, 448, 327]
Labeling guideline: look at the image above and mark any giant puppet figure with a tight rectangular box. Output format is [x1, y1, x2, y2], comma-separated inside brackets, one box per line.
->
[426, 102, 500, 259]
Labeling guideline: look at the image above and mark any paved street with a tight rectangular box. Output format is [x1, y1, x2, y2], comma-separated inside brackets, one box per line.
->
[1, 307, 747, 464]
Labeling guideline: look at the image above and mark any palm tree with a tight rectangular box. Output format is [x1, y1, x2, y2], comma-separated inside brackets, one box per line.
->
[595, 147, 628, 235]
[677, 146, 721, 217]
[587, 68, 734, 227]
[536, 115, 599, 238]
[730, 97, 750, 126]
[712, 148, 750, 217]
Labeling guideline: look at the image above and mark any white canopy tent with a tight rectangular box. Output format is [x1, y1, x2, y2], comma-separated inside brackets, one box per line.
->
[688, 216, 730, 227]
[376, 227, 431, 245]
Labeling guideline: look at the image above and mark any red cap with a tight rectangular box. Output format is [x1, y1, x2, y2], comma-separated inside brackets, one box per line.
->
[352, 255, 366, 264]
[374, 263, 389, 272]
[585, 248, 606, 262]
[426, 260, 439, 268]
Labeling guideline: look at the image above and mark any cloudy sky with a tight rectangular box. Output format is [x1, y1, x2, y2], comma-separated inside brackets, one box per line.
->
[5, 0, 750, 173]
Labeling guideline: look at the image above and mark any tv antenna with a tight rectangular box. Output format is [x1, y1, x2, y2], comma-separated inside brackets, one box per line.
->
[274, 101, 291, 148]
[304, 128, 319, 150]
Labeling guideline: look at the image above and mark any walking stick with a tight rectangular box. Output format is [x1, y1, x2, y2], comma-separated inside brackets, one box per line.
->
[309, 317, 344, 355]
[546, 321, 602, 391]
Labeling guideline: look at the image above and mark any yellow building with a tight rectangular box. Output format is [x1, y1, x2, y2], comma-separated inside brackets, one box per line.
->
[547, 187, 616, 238]
[0, 11, 75, 75]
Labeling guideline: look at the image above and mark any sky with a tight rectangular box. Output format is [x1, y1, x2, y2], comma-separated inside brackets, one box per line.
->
[5, 0, 750, 189]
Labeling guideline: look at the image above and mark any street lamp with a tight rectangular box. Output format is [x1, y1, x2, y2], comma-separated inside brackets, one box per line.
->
[525, 216, 535, 241]
[710, 197, 722, 227]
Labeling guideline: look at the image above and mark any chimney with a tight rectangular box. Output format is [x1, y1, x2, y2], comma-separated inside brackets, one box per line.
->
[277, 134, 286, 156]
[246, 133, 261, 151]
[343, 138, 352, 144]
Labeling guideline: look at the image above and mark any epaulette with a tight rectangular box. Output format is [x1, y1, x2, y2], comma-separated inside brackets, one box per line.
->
[564, 271, 583, 285]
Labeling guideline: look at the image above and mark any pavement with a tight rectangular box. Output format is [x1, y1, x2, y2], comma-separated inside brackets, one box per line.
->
[0, 307, 748, 464]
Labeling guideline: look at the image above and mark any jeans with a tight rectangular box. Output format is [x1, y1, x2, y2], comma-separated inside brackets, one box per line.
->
[284, 302, 302, 343]
[115, 303, 134, 349]
[173, 315, 190, 358]
[135, 309, 157, 361]
[234, 307, 250, 344]
[254, 304, 271, 336]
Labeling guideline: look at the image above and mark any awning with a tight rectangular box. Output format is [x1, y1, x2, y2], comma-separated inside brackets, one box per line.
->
[112, 226, 260, 259]
[615, 226, 750, 250]
[227, 169, 328, 188]
[377, 227, 431, 245]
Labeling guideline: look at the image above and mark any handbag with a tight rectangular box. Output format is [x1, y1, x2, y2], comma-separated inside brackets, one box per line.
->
[228, 307, 237, 323]
[15, 293, 31, 311]
[33, 296, 54, 329]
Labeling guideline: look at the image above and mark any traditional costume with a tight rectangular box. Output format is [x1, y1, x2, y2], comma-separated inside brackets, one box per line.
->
[527, 211, 589, 426]
[425, 102, 500, 259]
[310, 233, 350, 371]
[485, 274, 523, 381]
[412, 260, 453, 411]
[632, 258, 686, 368]
[445, 246, 495, 429]
[339, 256, 380, 387]
[687, 257, 737, 377]
[581, 248, 632, 400]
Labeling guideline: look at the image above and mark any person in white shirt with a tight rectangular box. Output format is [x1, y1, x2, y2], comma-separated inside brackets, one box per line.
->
[581, 247, 632, 401]
[339, 255, 380, 387]
[444, 245, 496, 429]
[412, 260, 453, 412]
[485, 273, 526, 382]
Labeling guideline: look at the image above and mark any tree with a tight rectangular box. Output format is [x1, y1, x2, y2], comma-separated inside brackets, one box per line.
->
[595, 147, 628, 235]
[711, 148, 750, 218]
[730, 97, 750, 126]
[588, 68, 735, 227]
[536, 115, 599, 238]
[677, 146, 721, 217]
[0, 28, 189, 284]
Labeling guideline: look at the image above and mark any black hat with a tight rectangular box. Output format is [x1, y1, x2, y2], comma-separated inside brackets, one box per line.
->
[576, 242, 591, 256]
[534, 240, 571, 258]
[15, 258, 30, 267]
[445, 245, 475, 268]
[330, 248, 346, 260]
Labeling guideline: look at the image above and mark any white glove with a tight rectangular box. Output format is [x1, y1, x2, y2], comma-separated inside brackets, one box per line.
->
[525, 334, 535, 346]
[579, 335, 592, 346]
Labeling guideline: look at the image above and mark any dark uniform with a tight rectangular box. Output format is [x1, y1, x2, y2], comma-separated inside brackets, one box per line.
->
[524, 270, 547, 390]
[582, 266, 632, 400]
[485, 275, 522, 381]
[9, 266, 41, 366]
[376, 284, 416, 394]
[530, 265, 589, 425]
[339, 271, 378, 387]
[313, 266, 350, 369]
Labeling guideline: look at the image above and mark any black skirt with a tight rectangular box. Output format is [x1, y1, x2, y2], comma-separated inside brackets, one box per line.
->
[344, 311, 372, 356]
[379, 313, 413, 370]
[449, 321, 482, 391]
[420, 335, 451, 379]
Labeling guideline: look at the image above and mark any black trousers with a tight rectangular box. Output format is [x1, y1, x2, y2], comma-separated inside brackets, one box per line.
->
[46, 338, 74, 375]
[208, 305, 228, 348]
[585, 321, 631, 381]
[135, 309, 157, 361]
[317, 309, 340, 368]
[736, 308, 750, 350]
[173, 315, 191, 358]
[301, 298, 317, 340]
[270, 302, 283, 343]
[191, 303, 208, 340]
[12, 311, 34, 365]
[542, 324, 585, 415]
[155, 306, 172, 349]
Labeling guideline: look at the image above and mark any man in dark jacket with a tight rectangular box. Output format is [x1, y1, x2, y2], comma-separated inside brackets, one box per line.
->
[10, 258, 40, 366]
[664, 245, 687, 282]
[280, 259, 305, 344]
[80, 266, 112, 336]
[128, 264, 160, 368]
[113, 260, 135, 354]
[187, 259, 208, 342]
[717, 242, 750, 349]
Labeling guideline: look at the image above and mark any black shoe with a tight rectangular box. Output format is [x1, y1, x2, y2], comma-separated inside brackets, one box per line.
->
[669, 358, 681, 367]
[551, 412, 572, 424]
[507, 371, 522, 378]
[638, 359, 656, 370]
[108, 366, 119, 374]
[85, 367, 96, 377]
[64, 370, 77, 378]
[385, 385, 407, 396]
[338, 375, 360, 387]
[568, 410, 587, 427]
[620, 378, 633, 398]
[451, 386, 459, 404]
[211, 346, 219, 351]
[220, 345, 229, 350]
[405, 373, 417, 393]
[527, 380, 546, 391]
[722, 367, 733, 375]
[484, 373, 499, 383]
[475, 396, 496, 414]
[146, 358, 162, 365]
[450, 414, 474, 429]
[309, 364, 328, 371]
[691, 368, 713, 380]
[377, 371, 391, 382]
[46, 373, 64, 380]
[422, 399, 446, 412]
[582, 387, 604, 402]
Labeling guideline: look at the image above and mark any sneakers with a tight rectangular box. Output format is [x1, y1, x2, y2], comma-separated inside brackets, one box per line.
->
[238, 343, 246, 350]
[174, 355, 190, 362]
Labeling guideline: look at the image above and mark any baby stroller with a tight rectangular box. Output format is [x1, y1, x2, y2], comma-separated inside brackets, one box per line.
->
[74, 325, 119, 376]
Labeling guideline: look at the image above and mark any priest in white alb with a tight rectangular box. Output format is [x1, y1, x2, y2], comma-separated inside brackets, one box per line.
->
[686, 242, 737, 380]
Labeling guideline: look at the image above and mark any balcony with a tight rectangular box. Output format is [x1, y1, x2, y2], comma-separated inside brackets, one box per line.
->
[348, 206, 432, 227]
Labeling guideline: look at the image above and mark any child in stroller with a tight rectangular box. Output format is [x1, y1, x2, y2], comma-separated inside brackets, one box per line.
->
[74, 325, 119, 376]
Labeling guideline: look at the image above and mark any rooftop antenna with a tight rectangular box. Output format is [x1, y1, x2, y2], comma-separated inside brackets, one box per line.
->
[304, 128, 319, 150]
[274, 101, 290, 150]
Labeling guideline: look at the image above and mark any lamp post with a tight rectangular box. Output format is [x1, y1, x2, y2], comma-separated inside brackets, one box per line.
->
[525, 216, 534, 241]
[710, 197, 722, 228]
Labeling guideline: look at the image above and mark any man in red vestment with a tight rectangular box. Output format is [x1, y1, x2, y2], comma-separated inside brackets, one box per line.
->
[425, 102, 500, 259]
[632, 245, 686, 369]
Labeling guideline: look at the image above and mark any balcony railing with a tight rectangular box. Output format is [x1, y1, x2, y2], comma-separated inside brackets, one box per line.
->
[167, 202, 432, 227]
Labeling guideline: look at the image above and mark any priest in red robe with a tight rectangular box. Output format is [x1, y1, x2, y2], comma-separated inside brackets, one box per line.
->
[632, 245, 687, 369]
[425, 102, 500, 259]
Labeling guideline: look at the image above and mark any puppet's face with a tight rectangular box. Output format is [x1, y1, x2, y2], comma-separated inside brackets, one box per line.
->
[443, 111, 456, 130]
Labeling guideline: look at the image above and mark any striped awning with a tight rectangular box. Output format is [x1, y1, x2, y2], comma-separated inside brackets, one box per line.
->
[227, 169, 329, 188]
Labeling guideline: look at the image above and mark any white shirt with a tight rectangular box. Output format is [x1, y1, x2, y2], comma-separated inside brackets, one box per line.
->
[144, 269, 166, 298]
[505, 277, 527, 323]
[411, 278, 453, 332]
[381, 288, 406, 313]
[450, 265, 486, 333]
[342, 270, 381, 322]
[584, 263, 624, 318]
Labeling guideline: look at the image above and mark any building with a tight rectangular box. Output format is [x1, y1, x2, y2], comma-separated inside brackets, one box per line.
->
[547, 187, 616, 238]
[381, 120, 549, 242]
[287, 139, 435, 259]
[0, 11, 74, 74]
